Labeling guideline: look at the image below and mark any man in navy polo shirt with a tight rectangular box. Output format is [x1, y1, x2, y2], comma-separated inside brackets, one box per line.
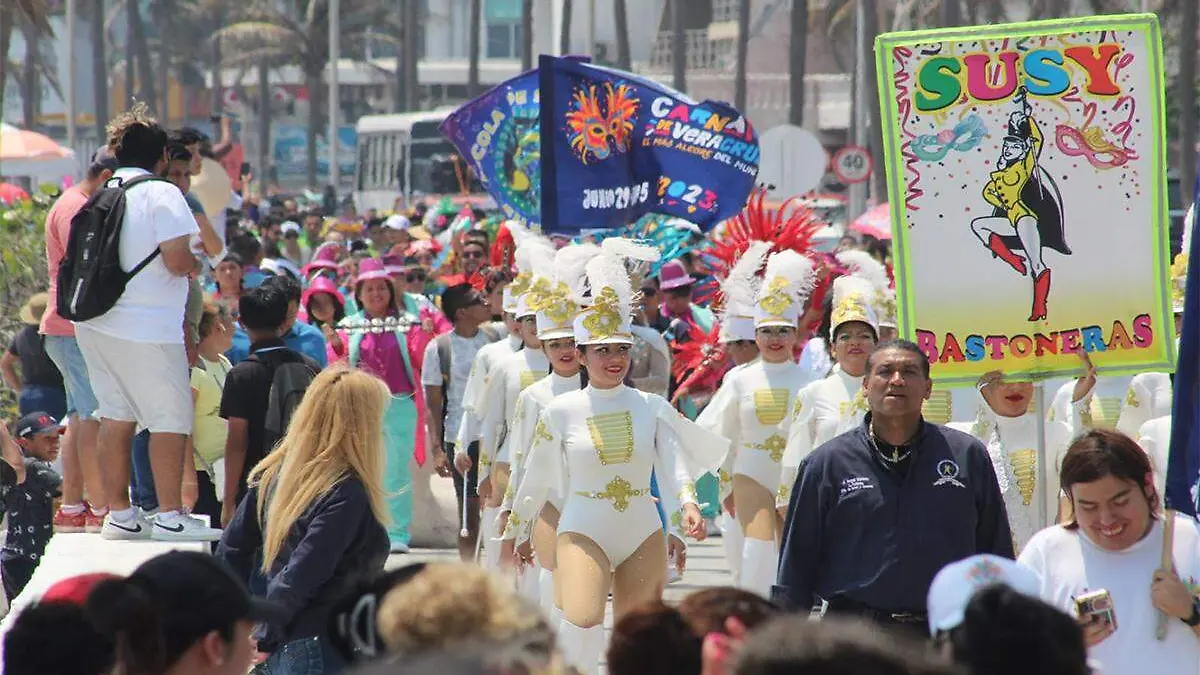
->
[774, 339, 1013, 635]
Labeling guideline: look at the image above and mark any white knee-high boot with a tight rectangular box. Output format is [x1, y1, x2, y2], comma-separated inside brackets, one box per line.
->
[739, 537, 779, 599]
[538, 567, 556, 618]
[720, 512, 744, 584]
[558, 619, 605, 675]
[480, 507, 500, 568]
[518, 561, 542, 601]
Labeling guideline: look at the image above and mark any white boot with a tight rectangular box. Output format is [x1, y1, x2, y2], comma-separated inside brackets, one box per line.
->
[739, 537, 779, 599]
[481, 507, 500, 568]
[538, 567, 556, 618]
[558, 619, 605, 675]
[720, 512, 744, 584]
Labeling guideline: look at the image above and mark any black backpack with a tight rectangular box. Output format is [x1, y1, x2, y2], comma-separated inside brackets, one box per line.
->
[249, 351, 320, 451]
[56, 174, 171, 321]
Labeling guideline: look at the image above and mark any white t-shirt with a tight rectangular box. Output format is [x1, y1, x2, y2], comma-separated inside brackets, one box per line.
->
[1018, 516, 1200, 675]
[421, 330, 493, 443]
[78, 168, 199, 344]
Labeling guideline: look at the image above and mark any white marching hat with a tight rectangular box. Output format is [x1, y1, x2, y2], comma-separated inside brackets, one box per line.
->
[753, 249, 815, 329]
[573, 238, 660, 346]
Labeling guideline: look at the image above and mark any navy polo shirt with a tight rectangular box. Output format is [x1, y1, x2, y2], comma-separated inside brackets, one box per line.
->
[773, 415, 1015, 613]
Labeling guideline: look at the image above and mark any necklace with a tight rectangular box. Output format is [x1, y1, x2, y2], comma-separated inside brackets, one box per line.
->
[868, 419, 920, 465]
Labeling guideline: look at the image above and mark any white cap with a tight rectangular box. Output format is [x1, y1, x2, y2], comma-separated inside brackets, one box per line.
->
[926, 554, 1042, 635]
[383, 214, 411, 230]
[280, 221, 301, 236]
[720, 299, 758, 343]
[753, 250, 814, 329]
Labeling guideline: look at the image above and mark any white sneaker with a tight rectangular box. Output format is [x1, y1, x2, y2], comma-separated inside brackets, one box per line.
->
[100, 512, 152, 540]
[151, 513, 223, 542]
[389, 541, 410, 554]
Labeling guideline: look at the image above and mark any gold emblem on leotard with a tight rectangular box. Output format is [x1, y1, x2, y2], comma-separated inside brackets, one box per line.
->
[1081, 397, 1121, 429]
[921, 390, 953, 425]
[749, 434, 787, 463]
[575, 476, 647, 512]
[533, 419, 554, 444]
[777, 482, 791, 503]
[479, 452, 492, 469]
[1010, 449, 1037, 506]
[754, 389, 790, 425]
[586, 411, 635, 465]
[792, 396, 804, 419]
[1124, 387, 1139, 408]
[840, 390, 870, 419]
[519, 370, 540, 390]
[718, 469, 732, 485]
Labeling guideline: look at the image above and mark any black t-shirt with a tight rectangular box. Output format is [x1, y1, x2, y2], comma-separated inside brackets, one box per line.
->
[0, 458, 62, 562]
[219, 339, 320, 500]
[8, 326, 63, 389]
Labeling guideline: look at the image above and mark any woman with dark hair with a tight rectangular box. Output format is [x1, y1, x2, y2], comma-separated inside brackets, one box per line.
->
[212, 253, 246, 307]
[504, 240, 725, 675]
[1018, 429, 1200, 674]
[84, 551, 273, 675]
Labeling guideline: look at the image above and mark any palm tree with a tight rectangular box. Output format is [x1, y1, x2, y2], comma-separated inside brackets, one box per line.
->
[91, 0, 109, 137]
[614, 0, 630, 70]
[1180, 0, 1197, 207]
[521, 0, 533, 71]
[789, 0, 808, 126]
[733, 0, 749, 110]
[467, 0, 481, 96]
[560, 0, 572, 53]
[214, 0, 398, 186]
[126, 0, 158, 110]
[1, 0, 54, 126]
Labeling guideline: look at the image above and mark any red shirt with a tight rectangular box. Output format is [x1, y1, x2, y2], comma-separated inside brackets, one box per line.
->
[40, 185, 90, 337]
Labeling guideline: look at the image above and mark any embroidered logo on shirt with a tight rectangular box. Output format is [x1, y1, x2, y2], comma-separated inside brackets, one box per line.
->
[934, 459, 966, 488]
[840, 476, 876, 496]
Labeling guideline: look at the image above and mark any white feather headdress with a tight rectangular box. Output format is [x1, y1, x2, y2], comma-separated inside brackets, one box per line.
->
[754, 249, 816, 328]
[836, 249, 893, 327]
[719, 240, 771, 342]
[573, 238, 661, 345]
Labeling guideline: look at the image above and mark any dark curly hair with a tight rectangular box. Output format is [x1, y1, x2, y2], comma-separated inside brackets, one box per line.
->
[607, 602, 701, 675]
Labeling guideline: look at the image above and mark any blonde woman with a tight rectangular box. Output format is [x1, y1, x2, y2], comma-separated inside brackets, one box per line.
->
[218, 366, 391, 675]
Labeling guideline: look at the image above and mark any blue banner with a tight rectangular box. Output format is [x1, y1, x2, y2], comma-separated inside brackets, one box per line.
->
[1166, 163, 1200, 518]
[538, 55, 760, 235]
[440, 71, 543, 228]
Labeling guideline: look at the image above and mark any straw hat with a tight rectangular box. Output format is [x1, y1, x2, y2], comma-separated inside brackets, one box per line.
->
[19, 292, 49, 325]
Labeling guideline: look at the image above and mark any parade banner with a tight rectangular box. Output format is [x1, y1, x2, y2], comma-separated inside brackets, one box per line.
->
[440, 70, 543, 228]
[538, 55, 760, 235]
[876, 14, 1174, 385]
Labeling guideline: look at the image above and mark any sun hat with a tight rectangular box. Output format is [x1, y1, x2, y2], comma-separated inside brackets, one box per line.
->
[384, 214, 411, 231]
[18, 292, 48, 325]
[355, 258, 392, 285]
[281, 221, 301, 237]
[657, 259, 695, 291]
[301, 276, 346, 310]
[926, 554, 1042, 636]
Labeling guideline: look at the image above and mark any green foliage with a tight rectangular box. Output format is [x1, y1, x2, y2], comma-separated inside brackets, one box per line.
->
[0, 185, 56, 420]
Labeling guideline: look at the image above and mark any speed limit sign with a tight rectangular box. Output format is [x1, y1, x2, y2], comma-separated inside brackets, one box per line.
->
[833, 145, 873, 184]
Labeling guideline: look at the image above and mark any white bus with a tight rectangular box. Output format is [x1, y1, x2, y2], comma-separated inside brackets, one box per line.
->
[354, 107, 492, 214]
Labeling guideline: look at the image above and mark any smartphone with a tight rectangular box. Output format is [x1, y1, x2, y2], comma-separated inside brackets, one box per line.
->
[1074, 589, 1117, 631]
[240, 162, 251, 176]
[210, 115, 222, 125]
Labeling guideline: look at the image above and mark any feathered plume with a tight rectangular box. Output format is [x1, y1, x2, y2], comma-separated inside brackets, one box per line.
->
[584, 237, 662, 316]
[836, 249, 889, 293]
[722, 240, 772, 313]
[758, 249, 817, 307]
[701, 187, 828, 291]
[555, 243, 602, 302]
[514, 234, 555, 277]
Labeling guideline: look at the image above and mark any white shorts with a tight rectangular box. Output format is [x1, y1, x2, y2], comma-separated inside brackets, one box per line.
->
[76, 327, 193, 435]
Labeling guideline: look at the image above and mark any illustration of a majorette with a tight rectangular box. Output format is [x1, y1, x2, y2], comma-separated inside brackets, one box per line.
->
[970, 87, 1071, 322]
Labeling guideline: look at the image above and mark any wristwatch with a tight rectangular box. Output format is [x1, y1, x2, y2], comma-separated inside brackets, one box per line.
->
[1184, 598, 1200, 627]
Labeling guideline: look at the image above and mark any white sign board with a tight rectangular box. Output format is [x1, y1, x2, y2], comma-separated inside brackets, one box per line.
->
[757, 124, 827, 198]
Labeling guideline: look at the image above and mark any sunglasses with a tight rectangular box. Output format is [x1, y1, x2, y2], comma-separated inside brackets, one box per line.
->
[406, 272, 427, 283]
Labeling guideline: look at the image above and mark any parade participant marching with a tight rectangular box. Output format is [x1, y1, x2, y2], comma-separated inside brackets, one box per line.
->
[775, 340, 1014, 636]
[464, 236, 557, 569]
[506, 239, 727, 675]
[499, 244, 599, 619]
[1048, 350, 1171, 439]
[953, 370, 1071, 551]
[344, 258, 425, 553]
[699, 244, 817, 596]
[778, 255, 883, 507]
[694, 243, 769, 583]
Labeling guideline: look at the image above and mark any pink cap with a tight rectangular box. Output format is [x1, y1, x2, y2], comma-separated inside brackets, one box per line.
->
[301, 276, 345, 309]
[354, 258, 392, 285]
[657, 260, 695, 290]
[312, 242, 341, 263]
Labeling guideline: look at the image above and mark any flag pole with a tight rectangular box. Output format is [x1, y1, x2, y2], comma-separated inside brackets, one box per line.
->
[1156, 510, 1176, 640]
[1035, 381, 1049, 529]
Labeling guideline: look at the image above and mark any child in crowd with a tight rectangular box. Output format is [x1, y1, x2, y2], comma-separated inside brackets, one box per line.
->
[1, 413, 65, 601]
